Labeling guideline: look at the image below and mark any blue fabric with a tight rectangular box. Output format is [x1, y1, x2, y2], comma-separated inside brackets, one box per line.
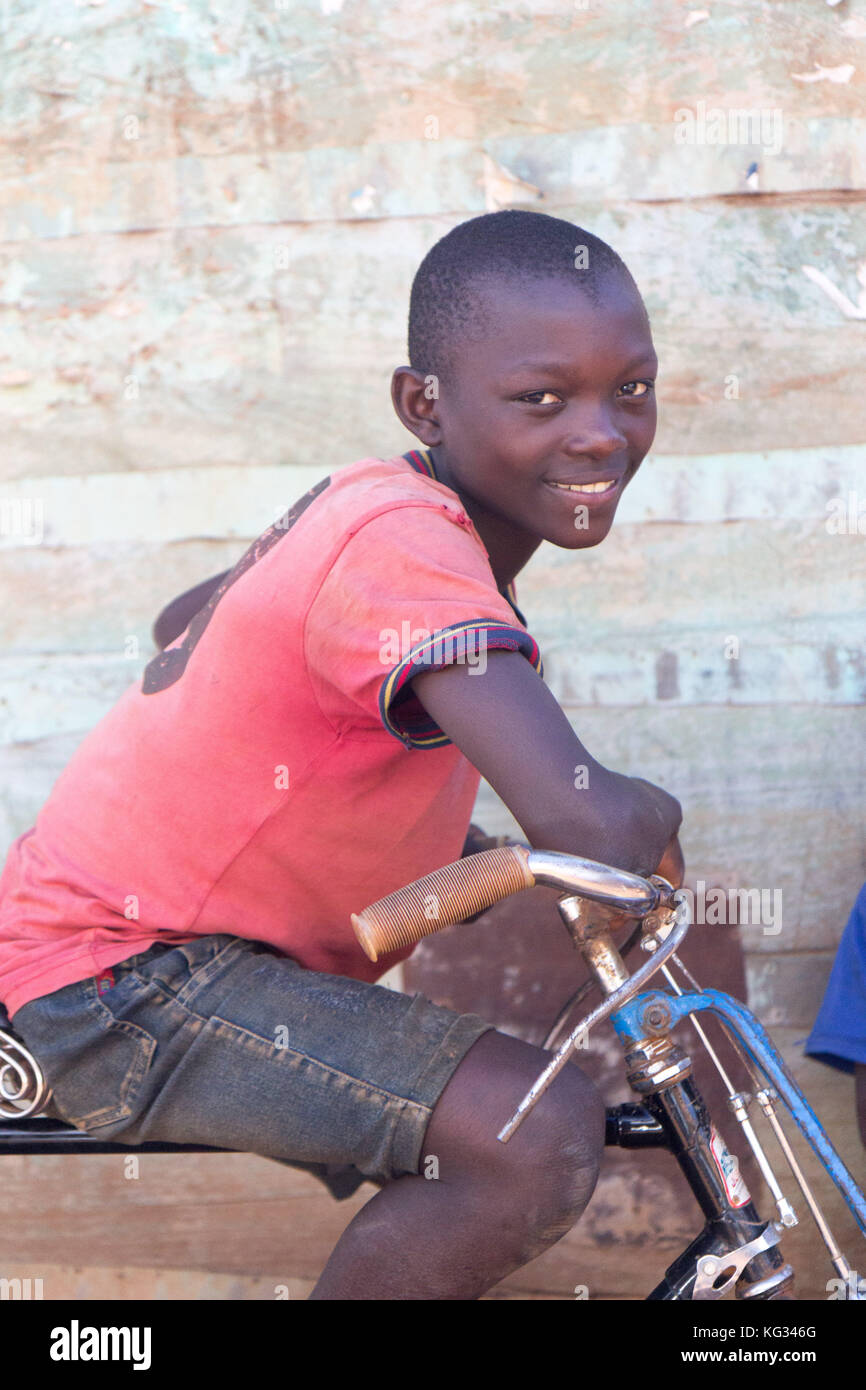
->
[805, 883, 866, 1074]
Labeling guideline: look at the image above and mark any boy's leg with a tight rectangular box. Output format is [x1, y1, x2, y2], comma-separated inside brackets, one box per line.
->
[309, 1028, 604, 1300]
[12, 933, 604, 1300]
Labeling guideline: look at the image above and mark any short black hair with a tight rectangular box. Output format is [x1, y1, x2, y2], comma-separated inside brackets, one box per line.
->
[407, 209, 639, 393]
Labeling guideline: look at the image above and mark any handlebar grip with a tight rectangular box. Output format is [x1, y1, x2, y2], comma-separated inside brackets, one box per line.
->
[351, 844, 535, 962]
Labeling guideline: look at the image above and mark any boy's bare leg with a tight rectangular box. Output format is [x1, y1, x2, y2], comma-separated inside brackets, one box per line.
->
[309, 1029, 605, 1300]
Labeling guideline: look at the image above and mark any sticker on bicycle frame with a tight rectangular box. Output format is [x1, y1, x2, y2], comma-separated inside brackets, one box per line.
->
[709, 1124, 750, 1208]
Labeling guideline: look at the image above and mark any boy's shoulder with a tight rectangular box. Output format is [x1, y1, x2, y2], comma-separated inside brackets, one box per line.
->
[299, 447, 486, 559]
[326, 448, 463, 523]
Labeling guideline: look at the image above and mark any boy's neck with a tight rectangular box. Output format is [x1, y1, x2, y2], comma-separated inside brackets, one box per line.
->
[462, 505, 541, 591]
[421, 447, 542, 590]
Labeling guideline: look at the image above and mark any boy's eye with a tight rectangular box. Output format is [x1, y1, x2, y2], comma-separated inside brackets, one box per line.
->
[517, 382, 655, 406]
[517, 391, 562, 406]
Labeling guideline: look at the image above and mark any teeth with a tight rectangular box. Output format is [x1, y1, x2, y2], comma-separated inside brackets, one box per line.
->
[550, 479, 615, 494]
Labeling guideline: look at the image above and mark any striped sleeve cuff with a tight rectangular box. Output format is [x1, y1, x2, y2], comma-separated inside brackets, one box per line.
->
[378, 620, 543, 749]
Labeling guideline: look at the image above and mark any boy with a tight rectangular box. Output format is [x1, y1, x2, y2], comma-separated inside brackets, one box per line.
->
[0, 209, 682, 1300]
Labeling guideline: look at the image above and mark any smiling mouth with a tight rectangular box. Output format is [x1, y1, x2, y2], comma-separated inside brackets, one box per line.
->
[546, 478, 619, 496]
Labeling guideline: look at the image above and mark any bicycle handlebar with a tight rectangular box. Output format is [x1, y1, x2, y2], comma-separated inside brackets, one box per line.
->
[351, 845, 662, 962]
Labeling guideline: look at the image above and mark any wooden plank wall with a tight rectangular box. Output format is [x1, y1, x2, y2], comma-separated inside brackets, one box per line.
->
[1, 0, 864, 1299]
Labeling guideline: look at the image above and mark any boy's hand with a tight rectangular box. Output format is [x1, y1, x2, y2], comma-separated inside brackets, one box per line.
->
[654, 834, 685, 891]
[461, 822, 527, 856]
[462, 819, 683, 891]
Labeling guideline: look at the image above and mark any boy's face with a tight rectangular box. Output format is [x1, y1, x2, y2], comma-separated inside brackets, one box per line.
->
[419, 274, 657, 552]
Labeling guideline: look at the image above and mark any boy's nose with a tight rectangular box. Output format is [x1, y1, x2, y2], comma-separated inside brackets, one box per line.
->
[558, 402, 629, 462]
[560, 422, 628, 463]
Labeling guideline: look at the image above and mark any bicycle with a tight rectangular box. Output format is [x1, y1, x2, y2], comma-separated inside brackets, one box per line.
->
[348, 842, 866, 1301]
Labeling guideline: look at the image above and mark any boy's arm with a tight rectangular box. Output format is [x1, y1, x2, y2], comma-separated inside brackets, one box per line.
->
[411, 649, 682, 880]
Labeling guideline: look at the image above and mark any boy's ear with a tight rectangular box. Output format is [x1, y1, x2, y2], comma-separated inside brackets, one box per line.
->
[390, 365, 441, 447]
[152, 570, 230, 651]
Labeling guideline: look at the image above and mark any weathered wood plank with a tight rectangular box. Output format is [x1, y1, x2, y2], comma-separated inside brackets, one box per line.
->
[0, 539, 243, 652]
[0, 655, 137, 744]
[745, 951, 838, 1030]
[0, 730, 83, 849]
[2, 509, 863, 728]
[0, 624, 862, 748]
[0, 1263, 314, 1301]
[2, 203, 866, 481]
[1, 445, 864, 542]
[0, 470, 303, 548]
[2, 0, 863, 239]
[5, 117, 866, 244]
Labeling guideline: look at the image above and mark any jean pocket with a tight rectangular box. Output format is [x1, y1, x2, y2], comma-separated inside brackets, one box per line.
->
[14, 979, 157, 1134]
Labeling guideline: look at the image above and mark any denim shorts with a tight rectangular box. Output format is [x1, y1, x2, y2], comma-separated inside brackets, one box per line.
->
[10, 934, 495, 1200]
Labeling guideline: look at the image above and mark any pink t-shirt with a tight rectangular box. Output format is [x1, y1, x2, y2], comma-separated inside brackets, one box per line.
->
[0, 449, 542, 1019]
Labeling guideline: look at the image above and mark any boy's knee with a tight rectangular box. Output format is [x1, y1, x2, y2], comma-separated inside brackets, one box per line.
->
[507, 1065, 605, 1237]
[461, 1073, 603, 1266]
[425, 1031, 605, 1253]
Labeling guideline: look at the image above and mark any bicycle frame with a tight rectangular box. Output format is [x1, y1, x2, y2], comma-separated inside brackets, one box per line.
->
[605, 1094, 792, 1300]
